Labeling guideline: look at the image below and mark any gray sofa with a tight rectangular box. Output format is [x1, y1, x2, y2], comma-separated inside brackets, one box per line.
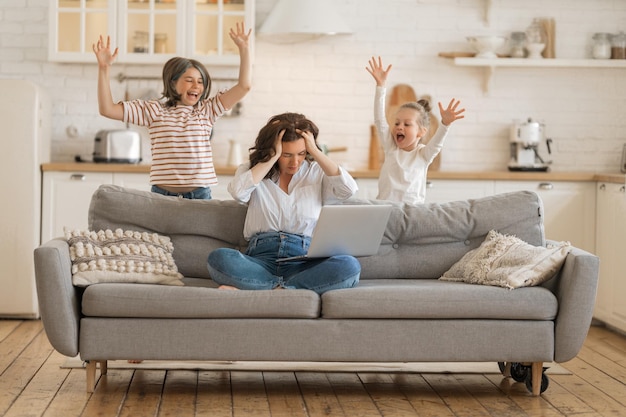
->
[34, 185, 599, 395]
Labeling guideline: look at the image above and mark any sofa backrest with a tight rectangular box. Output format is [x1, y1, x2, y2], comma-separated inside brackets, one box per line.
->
[88, 185, 545, 280]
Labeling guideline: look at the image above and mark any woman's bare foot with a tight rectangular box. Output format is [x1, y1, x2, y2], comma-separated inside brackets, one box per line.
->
[218, 285, 239, 290]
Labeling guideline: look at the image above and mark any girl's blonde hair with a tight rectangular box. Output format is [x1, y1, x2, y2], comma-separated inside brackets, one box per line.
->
[398, 99, 431, 130]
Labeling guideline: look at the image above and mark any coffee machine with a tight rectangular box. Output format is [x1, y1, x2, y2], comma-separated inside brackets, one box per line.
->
[508, 118, 552, 172]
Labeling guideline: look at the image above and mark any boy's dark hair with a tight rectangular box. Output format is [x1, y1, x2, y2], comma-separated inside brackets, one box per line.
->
[161, 57, 211, 107]
[249, 112, 320, 180]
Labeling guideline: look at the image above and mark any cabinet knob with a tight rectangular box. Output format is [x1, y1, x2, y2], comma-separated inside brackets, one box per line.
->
[620, 185, 625, 193]
[70, 174, 86, 181]
[538, 182, 553, 190]
[426, 181, 433, 189]
[599, 184, 606, 191]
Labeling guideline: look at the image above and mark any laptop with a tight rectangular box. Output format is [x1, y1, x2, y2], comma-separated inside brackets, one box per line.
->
[276, 204, 393, 262]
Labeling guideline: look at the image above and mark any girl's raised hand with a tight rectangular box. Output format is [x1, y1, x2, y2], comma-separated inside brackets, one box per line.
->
[439, 98, 466, 126]
[92, 35, 118, 67]
[229, 22, 252, 49]
[366, 56, 392, 87]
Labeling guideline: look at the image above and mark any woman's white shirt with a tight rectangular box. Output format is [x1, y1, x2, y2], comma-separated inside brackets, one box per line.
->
[228, 160, 358, 240]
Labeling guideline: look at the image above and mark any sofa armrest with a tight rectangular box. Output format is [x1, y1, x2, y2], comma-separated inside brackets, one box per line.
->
[552, 246, 599, 362]
[33, 238, 80, 357]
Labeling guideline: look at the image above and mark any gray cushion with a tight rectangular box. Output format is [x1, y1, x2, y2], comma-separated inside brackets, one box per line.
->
[81, 282, 321, 319]
[88, 185, 248, 279]
[322, 279, 557, 319]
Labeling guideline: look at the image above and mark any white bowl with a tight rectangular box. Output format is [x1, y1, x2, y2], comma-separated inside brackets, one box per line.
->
[466, 36, 507, 58]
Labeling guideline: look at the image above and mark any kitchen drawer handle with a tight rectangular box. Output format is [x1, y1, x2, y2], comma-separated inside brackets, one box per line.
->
[70, 174, 86, 181]
[538, 182, 553, 190]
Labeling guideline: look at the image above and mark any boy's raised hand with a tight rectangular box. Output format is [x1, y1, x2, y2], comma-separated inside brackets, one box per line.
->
[439, 98, 466, 126]
[92, 35, 118, 67]
[366, 56, 392, 87]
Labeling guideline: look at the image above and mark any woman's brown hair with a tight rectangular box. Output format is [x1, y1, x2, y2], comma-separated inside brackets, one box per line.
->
[249, 112, 320, 179]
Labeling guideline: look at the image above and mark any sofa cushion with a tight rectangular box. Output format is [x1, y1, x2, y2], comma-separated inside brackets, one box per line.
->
[81, 281, 321, 319]
[88, 185, 249, 279]
[439, 229, 571, 289]
[353, 190, 545, 280]
[66, 228, 183, 287]
[321, 279, 558, 320]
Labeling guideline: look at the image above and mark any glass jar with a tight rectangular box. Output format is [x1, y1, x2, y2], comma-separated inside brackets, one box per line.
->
[154, 33, 168, 54]
[133, 31, 149, 53]
[611, 31, 626, 59]
[592, 33, 612, 59]
[509, 32, 526, 58]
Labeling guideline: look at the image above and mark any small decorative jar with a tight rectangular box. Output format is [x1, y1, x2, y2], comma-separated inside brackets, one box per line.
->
[509, 32, 526, 58]
[611, 31, 626, 59]
[592, 33, 612, 59]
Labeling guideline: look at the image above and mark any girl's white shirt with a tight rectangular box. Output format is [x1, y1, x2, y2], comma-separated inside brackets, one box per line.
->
[228, 160, 358, 240]
[374, 86, 449, 205]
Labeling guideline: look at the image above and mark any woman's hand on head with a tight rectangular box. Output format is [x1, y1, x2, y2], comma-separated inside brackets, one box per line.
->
[272, 130, 284, 160]
[439, 98, 466, 126]
[298, 129, 319, 156]
[92, 35, 118, 68]
[366, 56, 392, 87]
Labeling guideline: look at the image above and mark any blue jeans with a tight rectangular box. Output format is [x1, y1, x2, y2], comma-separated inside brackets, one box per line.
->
[151, 185, 212, 200]
[207, 232, 361, 295]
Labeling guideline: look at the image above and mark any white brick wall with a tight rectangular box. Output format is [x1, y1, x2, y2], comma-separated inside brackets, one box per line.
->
[1, 0, 625, 172]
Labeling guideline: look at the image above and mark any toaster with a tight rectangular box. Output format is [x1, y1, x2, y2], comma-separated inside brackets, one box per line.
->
[93, 129, 142, 163]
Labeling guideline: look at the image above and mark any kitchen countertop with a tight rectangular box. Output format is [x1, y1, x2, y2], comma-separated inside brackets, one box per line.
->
[41, 163, 625, 184]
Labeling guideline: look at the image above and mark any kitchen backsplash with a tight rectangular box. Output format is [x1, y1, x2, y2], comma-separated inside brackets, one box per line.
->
[2, 0, 625, 172]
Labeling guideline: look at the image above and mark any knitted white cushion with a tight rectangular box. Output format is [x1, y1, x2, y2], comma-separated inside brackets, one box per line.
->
[440, 229, 571, 289]
[66, 228, 184, 287]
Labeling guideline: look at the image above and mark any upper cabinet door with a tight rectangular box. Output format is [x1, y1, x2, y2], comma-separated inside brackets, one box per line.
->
[189, 0, 250, 66]
[49, 0, 116, 63]
[116, 0, 182, 64]
[49, 0, 254, 65]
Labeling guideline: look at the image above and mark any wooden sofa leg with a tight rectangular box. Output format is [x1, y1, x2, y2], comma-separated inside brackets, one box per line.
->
[85, 360, 108, 392]
[531, 362, 543, 396]
[86, 361, 96, 393]
[99, 360, 108, 375]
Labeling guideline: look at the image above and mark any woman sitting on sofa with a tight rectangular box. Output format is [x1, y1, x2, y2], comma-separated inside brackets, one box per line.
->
[206, 112, 360, 295]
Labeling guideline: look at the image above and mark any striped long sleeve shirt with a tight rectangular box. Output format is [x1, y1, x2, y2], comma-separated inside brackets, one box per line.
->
[123, 92, 227, 188]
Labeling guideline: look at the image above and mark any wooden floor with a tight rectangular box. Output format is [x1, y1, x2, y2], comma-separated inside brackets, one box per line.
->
[1, 320, 625, 417]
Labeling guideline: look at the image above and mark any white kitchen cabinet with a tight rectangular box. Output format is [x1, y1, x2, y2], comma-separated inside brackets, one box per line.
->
[211, 175, 234, 200]
[424, 179, 494, 204]
[48, 0, 254, 65]
[354, 179, 379, 200]
[41, 171, 150, 242]
[494, 180, 596, 253]
[113, 172, 151, 191]
[594, 182, 626, 332]
[353, 178, 494, 203]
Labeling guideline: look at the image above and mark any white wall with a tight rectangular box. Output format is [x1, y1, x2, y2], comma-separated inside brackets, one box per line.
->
[1, 0, 625, 172]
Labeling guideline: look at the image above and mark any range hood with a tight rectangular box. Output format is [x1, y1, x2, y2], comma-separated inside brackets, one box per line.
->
[258, 0, 352, 43]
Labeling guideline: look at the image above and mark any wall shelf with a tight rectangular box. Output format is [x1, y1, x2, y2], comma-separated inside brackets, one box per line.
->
[453, 57, 626, 94]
